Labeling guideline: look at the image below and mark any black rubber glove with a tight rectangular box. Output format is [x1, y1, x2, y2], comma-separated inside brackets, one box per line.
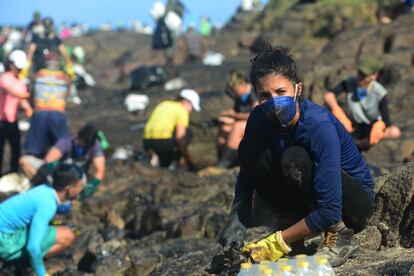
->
[219, 200, 249, 250]
[219, 216, 246, 250]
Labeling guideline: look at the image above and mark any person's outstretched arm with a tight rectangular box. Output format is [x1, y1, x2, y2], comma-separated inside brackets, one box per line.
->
[175, 125, 194, 166]
[1, 76, 30, 98]
[26, 42, 37, 63]
[27, 201, 56, 276]
[324, 83, 353, 133]
[44, 147, 63, 163]
[93, 155, 105, 181]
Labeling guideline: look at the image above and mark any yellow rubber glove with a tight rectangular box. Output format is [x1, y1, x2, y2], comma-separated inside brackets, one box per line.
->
[332, 106, 353, 133]
[370, 120, 386, 145]
[65, 62, 76, 81]
[241, 231, 291, 263]
[19, 60, 31, 79]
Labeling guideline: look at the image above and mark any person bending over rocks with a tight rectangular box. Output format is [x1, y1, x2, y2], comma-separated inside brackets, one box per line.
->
[0, 163, 84, 276]
[219, 46, 374, 267]
[20, 123, 106, 200]
[143, 89, 200, 171]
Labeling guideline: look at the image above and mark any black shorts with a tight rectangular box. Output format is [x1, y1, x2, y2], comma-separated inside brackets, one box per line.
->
[352, 123, 373, 140]
[143, 138, 179, 167]
[143, 130, 192, 167]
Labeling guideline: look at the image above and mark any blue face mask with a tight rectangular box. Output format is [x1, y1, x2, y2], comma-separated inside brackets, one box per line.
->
[261, 95, 297, 128]
[56, 200, 72, 215]
[73, 144, 85, 157]
[239, 92, 250, 103]
[355, 87, 368, 101]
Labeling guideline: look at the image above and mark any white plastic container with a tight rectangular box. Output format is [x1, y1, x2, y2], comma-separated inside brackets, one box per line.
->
[315, 258, 335, 276]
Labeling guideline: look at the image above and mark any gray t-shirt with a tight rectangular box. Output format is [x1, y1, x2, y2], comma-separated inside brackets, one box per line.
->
[332, 77, 389, 125]
[54, 135, 103, 172]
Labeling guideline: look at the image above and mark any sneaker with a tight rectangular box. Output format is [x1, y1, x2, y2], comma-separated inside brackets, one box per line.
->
[167, 161, 180, 172]
[150, 153, 160, 167]
[316, 221, 357, 267]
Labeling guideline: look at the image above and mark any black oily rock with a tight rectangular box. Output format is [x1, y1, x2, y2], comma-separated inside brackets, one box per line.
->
[137, 203, 228, 240]
[371, 161, 414, 247]
[148, 239, 222, 276]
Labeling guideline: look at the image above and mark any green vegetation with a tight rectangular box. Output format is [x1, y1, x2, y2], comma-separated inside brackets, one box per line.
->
[248, 0, 378, 34]
[258, 0, 297, 30]
[246, 0, 296, 30]
[309, 0, 377, 36]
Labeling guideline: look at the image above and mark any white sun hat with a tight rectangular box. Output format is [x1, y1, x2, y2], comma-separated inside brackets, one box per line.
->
[8, 50, 28, 69]
[180, 89, 201, 112]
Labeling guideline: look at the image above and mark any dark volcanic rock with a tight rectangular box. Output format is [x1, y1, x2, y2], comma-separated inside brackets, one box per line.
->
[148, 239, 222, 276]
[371, 161, 414, 247]
[353, 226, 382, 251]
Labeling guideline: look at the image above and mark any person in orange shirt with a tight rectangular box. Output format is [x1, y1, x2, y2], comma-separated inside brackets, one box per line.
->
[0, 50, 33, 175]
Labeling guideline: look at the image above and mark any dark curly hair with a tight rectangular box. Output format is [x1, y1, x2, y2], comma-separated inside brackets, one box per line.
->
[78, 124, 98, 150]
[52, 163, 83, 191]
[249, 46, 301, 94]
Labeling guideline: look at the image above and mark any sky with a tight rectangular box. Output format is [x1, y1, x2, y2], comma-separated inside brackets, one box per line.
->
[0, 0, 268, 29]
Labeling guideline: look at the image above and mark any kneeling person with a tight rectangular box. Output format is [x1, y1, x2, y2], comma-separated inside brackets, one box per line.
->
[217, 69, 257, 168]
[20, 124, 106, 199]
[219, 47, 374, 267]
[0, 164, 84, 276]
[324, 56, 401, 150]
[143, 89, 200, 170]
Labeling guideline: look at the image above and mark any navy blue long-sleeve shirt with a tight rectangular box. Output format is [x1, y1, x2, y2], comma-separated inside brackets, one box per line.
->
[235, 98, 374, 232]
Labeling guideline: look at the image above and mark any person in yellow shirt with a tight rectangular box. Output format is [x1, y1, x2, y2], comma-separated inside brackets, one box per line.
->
[143, 89, 200, 170]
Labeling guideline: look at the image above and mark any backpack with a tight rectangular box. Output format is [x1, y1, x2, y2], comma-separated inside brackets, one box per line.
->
[128, 65, 168, 91]
[152, 19, 172, 50]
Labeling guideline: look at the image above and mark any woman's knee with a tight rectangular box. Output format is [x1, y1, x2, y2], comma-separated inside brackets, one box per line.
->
[344, 207, 373, 233]
[280, 146, 313, 177]
[56, 226, 76, 247]
[221, 124, 233, 133]
[384, 125, 401, 139]
[19, 156, 28, 168]
[232, 120, 247, 133]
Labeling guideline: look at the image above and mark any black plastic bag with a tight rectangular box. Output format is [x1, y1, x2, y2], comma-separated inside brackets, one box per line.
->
[128, 65, 168, 91]
[152, 19, 172, 50]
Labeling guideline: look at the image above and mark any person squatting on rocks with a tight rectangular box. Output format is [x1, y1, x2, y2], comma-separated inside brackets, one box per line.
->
[20, 124, 106, 199]
[324, 56, 401, 151]
[219, 47, 375, 267]
[23, 51, 71, 159]
[0, 163, 85, 276]
[0, 50, 33, 176]
[217, 69, 257, 168]
[143, 89, 200, 171]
